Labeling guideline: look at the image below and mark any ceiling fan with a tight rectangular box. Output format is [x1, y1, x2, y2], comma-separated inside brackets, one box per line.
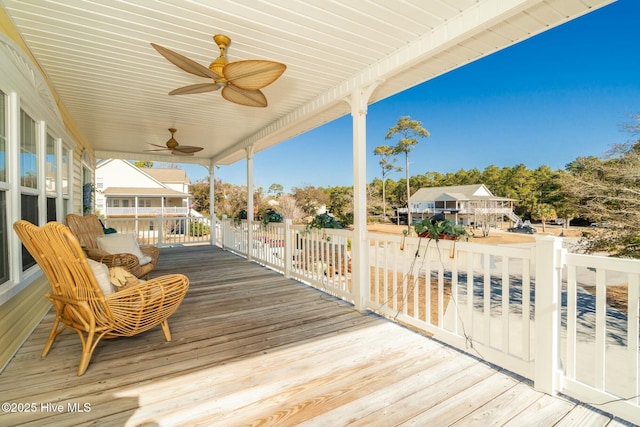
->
[151, 34, 286, 108]
[146, 128, 203, 156]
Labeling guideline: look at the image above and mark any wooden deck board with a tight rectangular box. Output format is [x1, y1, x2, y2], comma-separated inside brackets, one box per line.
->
[0, 245, 622, 426]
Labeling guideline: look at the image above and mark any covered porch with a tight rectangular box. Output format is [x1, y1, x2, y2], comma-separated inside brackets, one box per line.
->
[0, 245, 618, 426]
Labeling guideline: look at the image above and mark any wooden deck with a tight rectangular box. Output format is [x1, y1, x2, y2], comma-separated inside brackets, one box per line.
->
[0, 245, 628, 426]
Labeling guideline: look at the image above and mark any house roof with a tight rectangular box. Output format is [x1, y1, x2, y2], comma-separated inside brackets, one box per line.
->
[410, 184, 514, 202]
[1, 0, 614, 167]
[143, 168, 190, 184]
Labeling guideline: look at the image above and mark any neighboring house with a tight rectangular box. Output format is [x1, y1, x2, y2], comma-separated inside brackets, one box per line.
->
[95, 159, 191, 218]
[400, 184, 519, 227]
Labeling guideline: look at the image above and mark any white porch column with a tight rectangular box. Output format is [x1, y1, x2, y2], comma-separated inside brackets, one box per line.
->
[246, 146, 254, 261]
[209, 163, 216, 246]
[534, 235, 564, 395]
[346, 81, 382, 311]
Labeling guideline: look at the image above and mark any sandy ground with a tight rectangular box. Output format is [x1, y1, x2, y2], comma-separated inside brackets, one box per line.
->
[366, 222, 584, 245]
[366, 222, 629, 314]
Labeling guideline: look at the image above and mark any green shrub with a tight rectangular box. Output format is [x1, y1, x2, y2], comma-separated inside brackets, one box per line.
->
[190, 222, 210, 236]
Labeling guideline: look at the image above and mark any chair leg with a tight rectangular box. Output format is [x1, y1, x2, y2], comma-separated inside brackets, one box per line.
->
[41, 317, 66, 358]
[76, 329, 100, 376]
[160, 320, 172, 341]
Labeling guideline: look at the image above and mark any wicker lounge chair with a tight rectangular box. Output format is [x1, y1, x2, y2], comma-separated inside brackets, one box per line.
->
[13, 220, 189, 376]
[66, 213, 159, 279]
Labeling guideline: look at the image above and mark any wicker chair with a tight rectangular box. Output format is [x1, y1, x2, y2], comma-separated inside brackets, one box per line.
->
[13, 220, 189, 376]
[66, 213, 159, 279]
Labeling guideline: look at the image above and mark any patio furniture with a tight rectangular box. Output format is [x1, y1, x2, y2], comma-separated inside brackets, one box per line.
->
[13, 220, 189, 376]
[66, 213, 160, 279]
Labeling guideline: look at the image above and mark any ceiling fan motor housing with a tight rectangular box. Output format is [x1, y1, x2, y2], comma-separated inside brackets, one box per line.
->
[210, 34, 230, 85]
[167, 128, 178, 149]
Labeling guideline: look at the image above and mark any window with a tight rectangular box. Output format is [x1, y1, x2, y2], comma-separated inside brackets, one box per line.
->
[20, 110, 38, 271]
[82, 151, 93, 214]
[0, 192, 7, 284]
[0, 91, 7, 284]
[20, 111, 37, 188]
[62, 148, 70, 220]
[46, 197, 56, 222]
[61, 149, 69, 196]
[0, 90, 5, 183]
[20, 194, 38, 271]
[46, 133, 57, 222]
[45, 134, 56, 193]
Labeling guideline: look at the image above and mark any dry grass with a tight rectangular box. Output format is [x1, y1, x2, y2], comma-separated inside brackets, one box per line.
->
[366, 222, 584, 244]
[370, 267, 451, 329]
[581, 285, 630, 315]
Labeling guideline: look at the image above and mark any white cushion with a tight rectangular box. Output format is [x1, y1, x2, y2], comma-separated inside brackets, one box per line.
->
[95, 233, 152, 266]
[87, 259, 115, 295]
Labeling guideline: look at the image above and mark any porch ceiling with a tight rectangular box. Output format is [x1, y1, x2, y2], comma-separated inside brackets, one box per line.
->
[2, 0, 614, 167]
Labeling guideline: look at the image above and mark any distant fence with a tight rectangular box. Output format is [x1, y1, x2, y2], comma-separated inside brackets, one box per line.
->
[102, 215, 218, 247]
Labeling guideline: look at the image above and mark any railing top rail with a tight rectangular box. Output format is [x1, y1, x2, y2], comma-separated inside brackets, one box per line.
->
[565, 251, 640, 273]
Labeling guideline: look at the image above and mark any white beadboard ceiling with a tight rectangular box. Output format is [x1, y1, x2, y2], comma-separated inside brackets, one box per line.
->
[1, 0, 614, 166]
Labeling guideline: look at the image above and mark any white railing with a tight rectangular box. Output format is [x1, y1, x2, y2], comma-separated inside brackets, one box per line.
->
[103, 206, 189, 216]
[561, 251, 640, 422]
[102, 215, 216, 247]
[367, 232, 536, 378]
[220, 220, 353, 302]
[120, 216, 639, 424]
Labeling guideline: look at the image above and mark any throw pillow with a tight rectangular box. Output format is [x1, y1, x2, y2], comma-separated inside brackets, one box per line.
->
[87, 259, 115, 295]
[95, 233, 152, 266]
[109, 267, 139, 289]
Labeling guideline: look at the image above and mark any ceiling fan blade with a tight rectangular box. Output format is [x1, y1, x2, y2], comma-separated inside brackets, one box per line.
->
[151, 43, 219, 79]
[148, 143, 169, 149]
[174, 145, 203, 153]
[222, 85, 268, 107]
[145, 148, 171, 152]
[171, 150, 194, 157]
[169, 83, 220, 96]
[223, 60, 286, 91]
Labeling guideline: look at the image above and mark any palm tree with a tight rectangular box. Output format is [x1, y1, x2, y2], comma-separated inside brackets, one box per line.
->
[385, 116, 430, 230]
[373, 145, 401, 221]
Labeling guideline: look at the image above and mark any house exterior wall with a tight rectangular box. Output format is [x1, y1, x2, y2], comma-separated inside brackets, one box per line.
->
[0, 18, 91, 371]
[98, 159, 165, 189]
[164, 182, 188, 193]
[96, 160, 190, 217]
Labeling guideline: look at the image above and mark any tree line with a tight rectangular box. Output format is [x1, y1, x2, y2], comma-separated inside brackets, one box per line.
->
[190, 163, 565, 226]
[188, 114, 639, 257]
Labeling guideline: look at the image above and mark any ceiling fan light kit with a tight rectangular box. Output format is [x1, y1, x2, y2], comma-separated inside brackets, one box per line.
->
[151, 34, 286, 107]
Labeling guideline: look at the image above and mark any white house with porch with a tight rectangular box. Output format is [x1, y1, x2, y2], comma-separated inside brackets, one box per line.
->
[406, 184, 519, 227]
[95, 159, 191, 218]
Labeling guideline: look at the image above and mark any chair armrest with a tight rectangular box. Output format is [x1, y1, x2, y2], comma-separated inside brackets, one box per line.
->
[85, 247, 110, 259]
[106, 274, 189, 304]
[105, 274, 189, 323]
[140, 245, 160, 266]
[85, 248, 141, 276]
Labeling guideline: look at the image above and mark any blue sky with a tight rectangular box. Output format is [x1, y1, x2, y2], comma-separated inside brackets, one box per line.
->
[181, 0, 639, 192]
